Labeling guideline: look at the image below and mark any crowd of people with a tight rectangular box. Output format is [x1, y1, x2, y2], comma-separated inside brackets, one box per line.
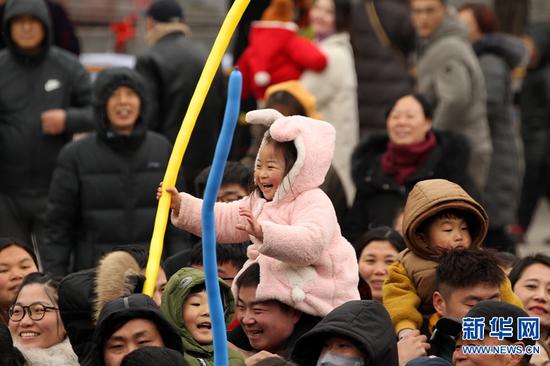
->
[0, 0, 549, 365]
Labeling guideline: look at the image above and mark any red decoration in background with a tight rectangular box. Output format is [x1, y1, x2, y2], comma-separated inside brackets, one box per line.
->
[110, 14, 137, 52]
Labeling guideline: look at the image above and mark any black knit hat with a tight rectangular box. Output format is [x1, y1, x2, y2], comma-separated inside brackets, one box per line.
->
[146, 0, 183, 22]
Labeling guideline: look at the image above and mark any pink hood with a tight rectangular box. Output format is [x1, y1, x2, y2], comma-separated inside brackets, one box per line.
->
[247, 109, 335, 202]
[171, 109, 358, 317]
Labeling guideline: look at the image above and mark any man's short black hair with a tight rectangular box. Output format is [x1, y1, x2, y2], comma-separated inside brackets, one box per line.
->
[235, 262, 297, 315]
[235, 262, 260, 289]
[194, 161, 253, 198]
[190, 241, 248, 269]
[436, 249, 505, 299]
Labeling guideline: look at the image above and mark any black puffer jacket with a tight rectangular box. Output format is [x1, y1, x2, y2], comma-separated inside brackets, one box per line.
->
[0, 0, 93, 194]
[135, 29, 226, 194]
[42, 67, 177, 275]
[291, 300, 398, 366]
[350, 0, 414, 134]
[344, 130, 475, 242]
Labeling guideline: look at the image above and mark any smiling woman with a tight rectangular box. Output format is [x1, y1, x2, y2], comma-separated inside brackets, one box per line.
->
[8, 272, 79, 365]
[509, 254, 550, 346]
[0, 238, 38, 326]
[344, 93, 477, 243]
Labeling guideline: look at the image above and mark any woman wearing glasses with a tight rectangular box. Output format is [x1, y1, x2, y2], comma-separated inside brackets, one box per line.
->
[8, 272, 78, 365]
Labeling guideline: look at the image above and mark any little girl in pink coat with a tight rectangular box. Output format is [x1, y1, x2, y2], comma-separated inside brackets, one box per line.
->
[162, 109, 359, 317]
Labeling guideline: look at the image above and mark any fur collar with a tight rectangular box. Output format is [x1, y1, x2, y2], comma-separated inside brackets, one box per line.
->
[15, 337, 79, 366]
[146, 22, 191, 45]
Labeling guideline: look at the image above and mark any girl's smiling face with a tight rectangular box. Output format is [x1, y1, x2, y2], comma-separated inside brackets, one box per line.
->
[254, 142, 286, 201]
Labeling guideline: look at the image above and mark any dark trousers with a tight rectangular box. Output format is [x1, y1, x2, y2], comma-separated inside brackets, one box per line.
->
[0, 192, 47, 265]
[517, 128, 550, 230]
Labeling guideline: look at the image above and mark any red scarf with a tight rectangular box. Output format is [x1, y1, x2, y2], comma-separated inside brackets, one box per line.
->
[381, 132, 437, 185]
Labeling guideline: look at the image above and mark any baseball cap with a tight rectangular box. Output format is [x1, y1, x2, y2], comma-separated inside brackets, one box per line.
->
[146, 0, 183, 22]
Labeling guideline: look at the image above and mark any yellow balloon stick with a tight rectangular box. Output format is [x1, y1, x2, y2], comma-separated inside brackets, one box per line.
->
[143, 0, 251, 296]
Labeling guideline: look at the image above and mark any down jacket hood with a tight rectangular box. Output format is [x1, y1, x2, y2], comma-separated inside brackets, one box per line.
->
[474, 33, 526, 69]
[417, 16, 468, 56]
[2, 0, 52, 61]
[93, 294, 183, 365]
[291, 300, 398, 366]
[402, 179, 488, 260]
[160, 267, 236, 359]
[93, 67, 148, 148]
[246, 108, 335, 203]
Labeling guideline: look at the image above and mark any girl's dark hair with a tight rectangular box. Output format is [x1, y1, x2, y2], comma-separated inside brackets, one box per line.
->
[386, 93, 434, 121]
[353, 226, 405, 259]
[333, 0, 352, 32]
[509, 254, 550, 287]
[0, 237, 38, 268]
[17, 272, 61, 305]
[458, 3, 499, 34]
[263, 132, 298, 178]
[266, 91, 306, 116]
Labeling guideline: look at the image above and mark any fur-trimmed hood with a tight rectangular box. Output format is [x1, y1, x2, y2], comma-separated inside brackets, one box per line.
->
[246, 109, 335, 203]
[93, 251, 142, 322]
[402, 179, 488, 260]
[473, 33, 526, 69]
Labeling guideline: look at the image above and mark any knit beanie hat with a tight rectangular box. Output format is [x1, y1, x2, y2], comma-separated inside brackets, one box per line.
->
[147, 0, 183, 22]
[265, 80, 321, 119]
[261, 0, 295, 22]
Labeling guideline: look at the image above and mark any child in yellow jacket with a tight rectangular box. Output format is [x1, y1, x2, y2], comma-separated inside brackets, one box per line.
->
[382, 179, 523, 338]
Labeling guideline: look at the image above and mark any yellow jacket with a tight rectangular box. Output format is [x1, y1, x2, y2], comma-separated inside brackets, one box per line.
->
[383, 259, 524, 334]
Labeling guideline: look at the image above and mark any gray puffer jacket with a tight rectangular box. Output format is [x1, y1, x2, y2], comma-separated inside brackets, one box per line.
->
[474, 33, 525, 228]
[416, 16, 492, 192]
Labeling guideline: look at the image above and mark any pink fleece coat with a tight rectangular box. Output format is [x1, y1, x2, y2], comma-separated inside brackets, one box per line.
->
[171, 109, 359, 317]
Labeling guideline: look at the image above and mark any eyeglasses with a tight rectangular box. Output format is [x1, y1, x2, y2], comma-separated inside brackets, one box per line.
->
[8, 302, 58, 322]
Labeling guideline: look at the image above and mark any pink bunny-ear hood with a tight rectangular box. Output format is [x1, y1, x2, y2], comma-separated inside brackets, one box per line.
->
[245, 108, 285, 127]
[249, 109, 335, 202]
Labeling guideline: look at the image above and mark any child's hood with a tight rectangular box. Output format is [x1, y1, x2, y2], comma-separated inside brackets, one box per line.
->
[160, 267, 235, 353]
[246, 109, 335, 203]
[402, 179, 488, 260]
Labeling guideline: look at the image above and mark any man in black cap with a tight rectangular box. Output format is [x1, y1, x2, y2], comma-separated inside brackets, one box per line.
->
[440, 300, 538, 366]
[135, 0, 225, 196]
[84, 293, 183, 366]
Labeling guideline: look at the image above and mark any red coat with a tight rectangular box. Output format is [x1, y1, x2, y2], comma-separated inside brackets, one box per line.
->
[236, 21, 327, 100]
